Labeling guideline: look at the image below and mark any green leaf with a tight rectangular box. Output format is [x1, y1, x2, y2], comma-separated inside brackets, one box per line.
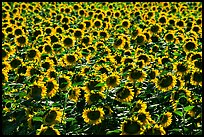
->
[122, 71, 129, 76]
[95, 82, 105, 87]
[173, 52, 180, 56]
[67, 117, 76, 122]
[19, 92, 27, 97]
[106, 129, 121, 135]
[184, 106, 194, 112]
[32, 117, 43, 122]
[174, 111, 183, 117]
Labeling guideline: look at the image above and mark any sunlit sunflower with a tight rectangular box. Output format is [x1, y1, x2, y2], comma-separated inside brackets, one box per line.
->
[137, 110, 152, 126]
[81, 35, 92, 45]
[104, 72, 121, 88]
[84, 90, 105, 105]
[83, 79, 105, 93]
[131, 27, 142, 39]
[46, 78, 59, 98]
[63, 53, 78, 66]
[159, 112, 172, 128]
[41, 57, 55, 71]
[26, 48, 41, 62]
[183, 40, 198, 53]
[82, 107, 105, 125]
[9, 57, 23, 70]
[155, 73, 176, 92]
[28, 81, 47, 100]
[62, 36, 75, 47]
[113, 36, 125, 49]
[44, 107, 63, 125]
[164, 31, 175, 43]
[120, 116, 144, 135]
[58, 73, 72, 89]
[149, 23, 162, 34]
[173, 61, 190, 75]
[68, 86, 81, 103]
[46, 68, 58, 79]
[115, 86, 134, 102]
[135, 34, 146, 45]
[175, 76, 185, 88]
[192, 59, 202, 70]
[93, 19, 103, 28]
[36, 125, 60, 135]
[190, 70, 202, 86]
[128, 68, 147, 83]
[190, 51, 202, 61]
[137, 53, 150, 65]
[131, 100, 147, 113]
[143, 124, 166, 135]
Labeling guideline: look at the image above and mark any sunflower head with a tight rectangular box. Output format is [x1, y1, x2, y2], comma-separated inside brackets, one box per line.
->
[156, 73, 176, 92]
[28, 81, 47, 100]
[115, 86, 134, 102]
[159, 112, 172, 128]
[128, 68, 147, 82]
[84, 90, 105, 105]
[46, 78, 59, 98]
[105, 72, 121, 88]
[190, 70, 202, 86]
[44, 107, 63, 125]
[131, 100, 147, 113]
[82, 107, 105, 125]
[68, 86, 81, 103]
[36, 125, 60, 135]
[143, 124, 166, 135]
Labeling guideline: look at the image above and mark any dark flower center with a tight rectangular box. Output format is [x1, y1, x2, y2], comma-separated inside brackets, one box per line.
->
[45, 110, 57, 123]
[130, 70, 142, 80]
[159, 75, 173, 88]
[90, 93, 102, 103]
[138, 55, 148, 62]
[124, 120, 140, 134]
[47, 82, 54, 92]
[66, 55, 76, 63]
[87, 111, 100, 120]
[193, 72, 202, 82]
[27, 50, 37, 58]
[17, 36, 26, 44]
[64, 37, 73, 46]
[106, 76, 117, 85]
[31, 85, 42, 99]
[185, 42, 195, 51]
[10, 59, 21, 68]
[177, 64, 187, 72]
[116, 88, 130, 99]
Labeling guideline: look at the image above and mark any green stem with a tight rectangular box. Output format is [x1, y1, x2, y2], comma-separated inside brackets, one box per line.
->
[61, 93, 68, 124]
[182, 106, 186, 135]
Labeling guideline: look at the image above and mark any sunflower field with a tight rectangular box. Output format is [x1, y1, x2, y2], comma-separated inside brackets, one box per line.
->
[2, 2, 202, 135]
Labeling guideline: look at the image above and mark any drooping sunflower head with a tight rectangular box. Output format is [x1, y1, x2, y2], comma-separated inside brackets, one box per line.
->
[143, 124, 166, 135]
[156, 73, 176, 92]
[82, 107, 105, 125]
[137, 110, 152, 126]
[115, 86, 134, 102]
[46, 78, 59, 98]
[58, 75, 71, 90]
[68, 86, 81, 103]
[28, 81, 47, 100]
[84, 79, 105, 93]
[173, 62, 189, 75]
[36, 125, 61, 135]
[159, 112, 172, 128]
[128, 68, 147, 82]
[84, 90, 105, 105]
[44, 107, 63, 125]
[131, 100, 147, 113]
[120, 117, 144, 135]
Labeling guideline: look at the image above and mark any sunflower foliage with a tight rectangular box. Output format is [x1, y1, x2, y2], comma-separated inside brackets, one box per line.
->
[2, 2, 202, 135]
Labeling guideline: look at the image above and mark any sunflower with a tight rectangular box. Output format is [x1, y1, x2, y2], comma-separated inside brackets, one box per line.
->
[190, 51, 202, 61]
[58, 75, 71, 90]
[131, 100, 147, 113]
[120, 116, 144, 135]
[183, 40, 198, 53]
[173, 61, 190, 75]
[137, 110, 152, 126]
[137, 53, 150, 65]
[113, 36, 125, 49]
[121, 56, 135, 65]
[155, 73, 176, 92]
[158, 55, 172, 65]
[159, 112, 172, 128]
[46, 68, 58, 79]
[93, 19, 103, 28]
[28, 81, 47, 100]
[43, 43, 53, 54]
[83, 79, 105, 93]
[84, 91, 105, 105]
[46, 78, 59, 98]
[115, 86, 134, 102]
[9, 57, 23, 69]
[190, 70, 202, 86]
[148, 69, 159, 82]
[44, 107, 63, 125]
[149, 23, 161, 34]
[131, 27, 142, 39]
[25, 64, 41, 77]
[104, 72, 121, 88]
[121, 19, 131, 29]
[36, 124, 60, 135]
[164, 31, 175, 43]
[128, 68, 147, 83]
[26, 48, 41, 61]
[143, 124, 166, 135]
[192, 59, 202, 70]
[63, 53, 78, 66]
[68, 86, 81, 103]
[73, 29, 83, 39]
[82, 107, 105, 125]
[62, 36, 75, 47]
[2, 70, 9, 84]
[135, 34, 146, 45]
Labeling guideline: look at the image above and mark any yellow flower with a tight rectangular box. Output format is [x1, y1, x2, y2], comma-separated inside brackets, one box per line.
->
[131, 100, 147, 113]
[115, 86, 134, 102]
[159, 112, 172, 128]
[68, 86, 81, 103]
[46, 78, 59, 98]
[143, 124, 166, 135]
[58, 74, 71, 90]
[44, 107, 63, 125]
[155, 73, 176, 92]
[82, 107, 105, 125]
[28, 81, 47, 100]
[104, 72, 121, 88]
[190, 70, 202, 86]
[36, 125, 60, 135]
[128, 68, 147, 83]
[84, 91, 105, 105]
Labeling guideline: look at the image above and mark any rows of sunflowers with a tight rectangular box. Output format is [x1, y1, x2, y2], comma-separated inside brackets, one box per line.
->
[2, 2, 202, 135]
